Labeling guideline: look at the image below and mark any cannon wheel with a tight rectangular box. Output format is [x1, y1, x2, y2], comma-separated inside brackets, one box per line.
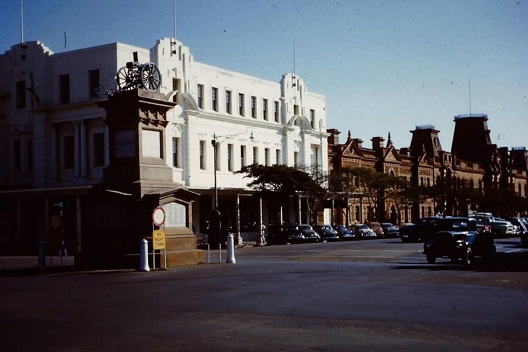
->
[140, 63, 161, 90]
[116, 66, 135, 90]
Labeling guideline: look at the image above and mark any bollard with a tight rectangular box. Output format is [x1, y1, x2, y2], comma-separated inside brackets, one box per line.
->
[226, 233, 236, 264]
[139, 238, 150, 272]
[38, 240, 46, 269]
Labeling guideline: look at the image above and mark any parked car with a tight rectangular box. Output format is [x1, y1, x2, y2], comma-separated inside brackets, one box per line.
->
[266, 224, 289, 245]
[473, 212, 515, 238]
[314, 224, 340, 241]
[423, 217, 495, 265]
[399, 216, 440, 243]
[267, 224, 304, 244]
[332, 225, 359, 240]
[298, 224, 321, 242]
[350, 224, 377, 239]
[521, 218, 528, 247]
[281, 224, 304, 243]
[369, 222, 384, 237]
[381, 222, 400, 238]
[507, 217, 527, 236]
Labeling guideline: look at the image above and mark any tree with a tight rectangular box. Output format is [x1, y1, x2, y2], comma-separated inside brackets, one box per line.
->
[338, 166, 409, 222]
[237, 164, 325, 224]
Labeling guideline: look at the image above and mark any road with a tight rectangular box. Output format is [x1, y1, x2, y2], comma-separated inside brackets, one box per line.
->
[1, 237, 527, 351]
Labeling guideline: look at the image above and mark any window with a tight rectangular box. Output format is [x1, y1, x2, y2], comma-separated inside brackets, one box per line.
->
[274, 101, 279, 122]
[63, 135, 74, 169]
[16, 81, 26, 109]
[253, 146, 258, 164]
[240, 145, 246, 167]
[294, 151, 299, 167]
[263, 99, 268, 120]
[211, 87, 218, 111]
[172, 78, 181, 103]
[225, 90, 232, 114]
[227, 144, 233, 171]
[26, 139, 33, 172]
[265, 148, 270, 166]
[197, 84, 204, 109]
[59, 74, 70, 104]
[13, 139, 21, 172]
[294, 104, 299, 115]
[239, 93, 245, 116]
[310, 109, 315, 128]
[199, 140, 206, 170]
[275, 149, 280, 165]
[172, 137, 180, 168]
[88, 69, 100, 98]
[311, 145, 319, 167]
[251, 96, 256, 118]
[93, 133, 105, 167]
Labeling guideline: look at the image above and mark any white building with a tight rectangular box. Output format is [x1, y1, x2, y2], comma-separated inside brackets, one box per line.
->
[0, 38, 329, 255]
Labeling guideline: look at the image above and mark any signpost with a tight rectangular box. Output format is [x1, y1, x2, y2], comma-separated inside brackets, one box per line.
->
[152, 230, 166, 250]
[152, 206, 166, 269]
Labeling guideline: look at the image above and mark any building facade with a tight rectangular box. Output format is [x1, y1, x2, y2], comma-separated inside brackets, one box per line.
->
[0, 38, 328, 256]
[328, 114, 528, 226]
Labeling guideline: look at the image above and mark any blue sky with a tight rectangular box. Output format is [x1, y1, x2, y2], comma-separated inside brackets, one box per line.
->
[1, 0, 527, 150]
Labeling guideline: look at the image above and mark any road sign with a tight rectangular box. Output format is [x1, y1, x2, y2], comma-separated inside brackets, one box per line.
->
[152, 230, 166, 250]
[152, 206, 165, 226]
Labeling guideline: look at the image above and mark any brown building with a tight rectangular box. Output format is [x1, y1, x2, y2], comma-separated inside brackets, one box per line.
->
[328, 114, 528, 226]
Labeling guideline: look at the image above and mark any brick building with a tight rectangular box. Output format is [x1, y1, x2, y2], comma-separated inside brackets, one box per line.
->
[328, 114, 528, 226]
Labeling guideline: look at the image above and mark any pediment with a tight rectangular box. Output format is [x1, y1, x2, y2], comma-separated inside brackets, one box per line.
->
[383, 147, 401, 162]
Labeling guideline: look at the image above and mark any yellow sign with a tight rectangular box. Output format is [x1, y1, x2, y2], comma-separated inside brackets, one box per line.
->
[152, 230, 166, 250]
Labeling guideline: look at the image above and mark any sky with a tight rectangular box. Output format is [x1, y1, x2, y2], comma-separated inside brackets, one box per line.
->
[1, 0, 527, 150]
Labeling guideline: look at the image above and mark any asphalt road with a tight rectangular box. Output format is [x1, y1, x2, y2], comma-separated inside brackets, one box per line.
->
[1, 238, 527, 351]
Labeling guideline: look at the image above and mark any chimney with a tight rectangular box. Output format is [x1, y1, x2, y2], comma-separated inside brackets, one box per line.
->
[371, 136, 385, 151]
[327, 129, 340, 146]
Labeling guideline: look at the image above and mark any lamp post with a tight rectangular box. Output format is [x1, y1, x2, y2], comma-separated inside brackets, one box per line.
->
[209, 131, 254, 248]
[211, 135, 219, 210]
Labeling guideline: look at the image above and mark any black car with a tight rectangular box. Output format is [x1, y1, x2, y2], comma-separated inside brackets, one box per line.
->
[399, 217, 440, 242]
[298, 224, 321, 242]
[266, 224, 300, 244]
[381, 222, 400, 238]
[423, 217, 495, 265]
[314, 224, 340, 241]
[332, 225, 358, 240]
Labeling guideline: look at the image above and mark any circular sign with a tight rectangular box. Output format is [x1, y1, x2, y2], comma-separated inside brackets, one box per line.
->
[50, 214, 61, 230]
[152, 206, 165, 226]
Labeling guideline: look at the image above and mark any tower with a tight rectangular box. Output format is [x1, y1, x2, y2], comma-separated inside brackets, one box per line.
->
[409, 125, 443, 159]
[451, 114, 493, 164]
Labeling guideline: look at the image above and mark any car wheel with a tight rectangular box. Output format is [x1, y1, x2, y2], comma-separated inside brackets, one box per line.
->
[462, 247, 473, 265]
[426, 252, 436, 264]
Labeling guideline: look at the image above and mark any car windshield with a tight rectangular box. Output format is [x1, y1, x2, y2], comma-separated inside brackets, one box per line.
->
[299, 225, 311, 230]
[437, 219, 467, 231]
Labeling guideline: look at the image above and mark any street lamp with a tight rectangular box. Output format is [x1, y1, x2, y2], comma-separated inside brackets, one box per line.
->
[209, 131, 254, 247]
[211, 130, 254, 209]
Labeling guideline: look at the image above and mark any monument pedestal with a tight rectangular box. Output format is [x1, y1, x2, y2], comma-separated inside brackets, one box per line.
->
[81, 89, 204, 269]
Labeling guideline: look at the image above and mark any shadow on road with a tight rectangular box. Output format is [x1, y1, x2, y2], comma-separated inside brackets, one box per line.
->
[393, 251, 528, 273]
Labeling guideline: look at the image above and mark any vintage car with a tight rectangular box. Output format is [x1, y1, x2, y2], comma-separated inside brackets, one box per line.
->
[399, 216, 440, 242]
[314, 224, 340, 241]
[298, 224, 321, 243]
[332, 225, 358, 240]
[423, 217, 495, 265]
[381, 222, 400, 238]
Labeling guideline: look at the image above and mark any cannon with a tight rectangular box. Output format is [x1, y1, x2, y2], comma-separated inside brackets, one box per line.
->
[115, 58, 161, 92]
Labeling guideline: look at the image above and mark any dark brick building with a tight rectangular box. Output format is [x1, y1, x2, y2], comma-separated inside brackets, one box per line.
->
[328, 114, 528, 225]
